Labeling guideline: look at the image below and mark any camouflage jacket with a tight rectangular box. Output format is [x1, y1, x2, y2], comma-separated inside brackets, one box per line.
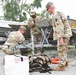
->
[52, 11, 72, 40]
[4, 31, 25, 46]
[28, 17, 42, 35]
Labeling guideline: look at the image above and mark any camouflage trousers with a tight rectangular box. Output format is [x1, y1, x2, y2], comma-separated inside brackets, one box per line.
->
[2, 45, 20, 55]
[57, 37, 70, 66]
[34, 34, 42, 44]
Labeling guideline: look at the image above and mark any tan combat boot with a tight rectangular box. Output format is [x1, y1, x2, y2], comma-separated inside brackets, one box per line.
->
[65, 61, 69, 67]
[53, 66, 65, 71]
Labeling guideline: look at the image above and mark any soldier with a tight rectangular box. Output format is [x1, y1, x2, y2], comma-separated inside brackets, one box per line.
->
[2, 25, 26, 55]
[28, 11, 42, 44]
[46, 1, 72, 71]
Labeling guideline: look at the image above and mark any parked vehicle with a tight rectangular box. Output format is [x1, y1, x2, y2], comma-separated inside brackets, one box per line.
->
[68, 19, 76, 48]
[0, 18, 75, 50]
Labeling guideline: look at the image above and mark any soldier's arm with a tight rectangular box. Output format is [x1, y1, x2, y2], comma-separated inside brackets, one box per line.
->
[18, 34, 26, 44]
[59, 12, 70, 28]
[27, 18, 34, 27]
[59, 12, 72, 37]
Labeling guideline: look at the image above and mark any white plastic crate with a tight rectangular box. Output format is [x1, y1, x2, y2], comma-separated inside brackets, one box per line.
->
[4, 55, 29, 75]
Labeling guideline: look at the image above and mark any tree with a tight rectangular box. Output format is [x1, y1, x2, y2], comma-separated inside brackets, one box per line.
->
[3, 1, 20, 21]
[31, 0, 42, 8]
[1, 0, 42, 22]
[41, 10, 50, 19]
[1, 0, 27, 21]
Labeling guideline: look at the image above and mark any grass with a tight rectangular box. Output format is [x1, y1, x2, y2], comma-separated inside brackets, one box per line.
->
[42, 45, 75, 50]
[68, 45, 75, 49]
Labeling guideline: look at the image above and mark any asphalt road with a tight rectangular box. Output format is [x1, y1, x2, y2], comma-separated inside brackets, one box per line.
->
[0, 47, 76, 75]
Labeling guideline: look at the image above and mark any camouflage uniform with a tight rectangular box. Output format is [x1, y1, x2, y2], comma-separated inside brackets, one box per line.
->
[2, 26, 26, 55]
[52, 11, 72, 66]
[28, 11, 42, 43]
[46, 2, 72, 66]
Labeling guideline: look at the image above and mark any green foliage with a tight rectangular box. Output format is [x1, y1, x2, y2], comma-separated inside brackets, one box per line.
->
[41, 10, 50, 18]
[1, 0, 50, 21]
[3, 1, 20, 21]
[1, 0, 27, 21]
[23, 0, 42, 15]
[23, 4, 32, 14]
[31, 0, 42, 8]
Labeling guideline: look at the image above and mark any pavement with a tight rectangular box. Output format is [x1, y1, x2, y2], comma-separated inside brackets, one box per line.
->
[0, 50, 5, 75]
[30, 48, 76, 75]
[30, 59, 76, 75]
[0, 47, 76, 75]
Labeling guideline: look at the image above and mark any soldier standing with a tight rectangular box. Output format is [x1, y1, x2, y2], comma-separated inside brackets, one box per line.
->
[2, 25, 26, 55]
[28, 11, 42, 44]
[46, 1, 72, 71]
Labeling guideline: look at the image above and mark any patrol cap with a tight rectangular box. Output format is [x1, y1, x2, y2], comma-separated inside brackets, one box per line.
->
[30, 11, 36, 16]
[46, 1, 53, 10]
[19, 25, 26, 31]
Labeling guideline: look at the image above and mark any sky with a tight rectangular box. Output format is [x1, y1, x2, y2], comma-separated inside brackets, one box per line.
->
[26, 0, 76, 20]
[0, 0, 76, 20]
